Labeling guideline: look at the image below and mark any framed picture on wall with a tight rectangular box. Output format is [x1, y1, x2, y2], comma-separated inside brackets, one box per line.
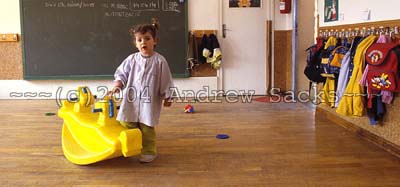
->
[229, 0, 261, 8]
[324, 0, 338, 22]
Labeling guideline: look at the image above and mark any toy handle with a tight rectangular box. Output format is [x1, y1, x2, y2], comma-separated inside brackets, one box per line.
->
[108, 99, 114, 118]
[82, 87, 88, 93]
[69, 97, 78, 101]
[92, 108, 102, 113]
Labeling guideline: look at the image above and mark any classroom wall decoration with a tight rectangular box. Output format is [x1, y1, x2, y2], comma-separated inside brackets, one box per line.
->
[324, 0, 338, 22]
[229, 0, 261, 8]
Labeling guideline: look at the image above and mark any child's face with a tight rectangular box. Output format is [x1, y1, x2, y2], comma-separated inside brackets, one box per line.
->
[134, 32, 157, 56]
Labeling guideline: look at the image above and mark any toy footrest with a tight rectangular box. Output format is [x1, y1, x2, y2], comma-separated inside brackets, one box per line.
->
[62, 124, 112, 165]
[119, 129, 142, 157]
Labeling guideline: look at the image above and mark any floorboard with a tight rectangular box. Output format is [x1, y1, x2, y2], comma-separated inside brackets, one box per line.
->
[0, 99, 399, 186]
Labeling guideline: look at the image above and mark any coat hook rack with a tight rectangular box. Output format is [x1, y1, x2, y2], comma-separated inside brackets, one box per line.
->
[0, 34, 19, 42]
[319, 19, 400, 38]
[191, 30, 218, 38]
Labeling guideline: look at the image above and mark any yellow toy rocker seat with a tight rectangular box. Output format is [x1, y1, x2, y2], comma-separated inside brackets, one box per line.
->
[58, 86, 142, 165]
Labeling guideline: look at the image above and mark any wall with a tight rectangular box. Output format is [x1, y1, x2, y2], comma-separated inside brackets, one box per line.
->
[188, 0, 220, 30]
[316, 0, 400, 147]
[0, 0, 220, 99]
[296, 0, 315, 93]
[0, 1, 22, 80]
[273, 0, 293, 92]
[274, 2, 292, 30]
[318, 0, 400, 27]
[273, 0, 316, 95]
[0, 0, 20, 33]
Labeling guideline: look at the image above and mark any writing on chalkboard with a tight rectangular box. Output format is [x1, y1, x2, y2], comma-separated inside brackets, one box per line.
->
[102, 1, 160, 18]
[44, 1, 95, 8]
[102, 1, 159, 11]
[105, 11, 141, 18]
[44, 0, 180, 12]
[163, 0, 180, 12]
[44, 0, 181, 17]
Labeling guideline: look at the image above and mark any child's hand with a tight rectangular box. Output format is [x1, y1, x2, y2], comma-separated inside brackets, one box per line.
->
[108, 86, 121, 96]
[163, 98, 172, 107]
[108, 80, 123, 96]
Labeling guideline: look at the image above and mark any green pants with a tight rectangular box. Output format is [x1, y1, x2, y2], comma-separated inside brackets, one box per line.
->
[119, 121, 157, 155]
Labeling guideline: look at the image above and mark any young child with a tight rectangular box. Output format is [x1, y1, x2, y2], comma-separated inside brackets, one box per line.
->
[110, 23, 174, 163]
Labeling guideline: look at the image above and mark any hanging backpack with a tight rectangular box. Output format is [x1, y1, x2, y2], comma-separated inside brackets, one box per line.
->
[320, 46, 348, 78]
[365, 42, 400, 107]
[304, 44, 326, 83]
[365, 42, 400, 92]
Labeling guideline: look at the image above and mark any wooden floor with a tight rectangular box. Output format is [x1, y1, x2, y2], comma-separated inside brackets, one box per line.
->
[1, 99, 400, 187]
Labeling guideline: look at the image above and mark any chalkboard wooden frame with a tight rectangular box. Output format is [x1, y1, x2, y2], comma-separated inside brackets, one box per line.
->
[20, 0, 189, 80]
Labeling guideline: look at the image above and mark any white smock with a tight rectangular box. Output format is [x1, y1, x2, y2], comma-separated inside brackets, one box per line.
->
[114, 52, 174, 127]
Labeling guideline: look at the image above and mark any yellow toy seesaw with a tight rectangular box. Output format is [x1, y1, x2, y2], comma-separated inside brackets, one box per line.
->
[58, 86, 142, 165]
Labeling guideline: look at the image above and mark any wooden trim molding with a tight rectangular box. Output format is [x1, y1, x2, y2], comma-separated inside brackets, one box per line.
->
[0, 34, 19, 42]
[0, 41, 23, 79]
[316, 107, 400, 158]
[273, 30, 292, 93]
[319, 19, 400, 35]
[266, 20, 272, 94]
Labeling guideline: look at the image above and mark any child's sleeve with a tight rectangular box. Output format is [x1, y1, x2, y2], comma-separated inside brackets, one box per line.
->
[114, 57, 132, 89]
[159, 60, 174, 99]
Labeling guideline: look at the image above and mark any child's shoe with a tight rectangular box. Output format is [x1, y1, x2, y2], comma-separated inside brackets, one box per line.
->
[139, 154, 157, 163]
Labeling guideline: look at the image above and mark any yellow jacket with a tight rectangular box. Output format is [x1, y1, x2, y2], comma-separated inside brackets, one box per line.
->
[324, 36, 337, 50]
[336, 35, 377, 116]
[322, 77, 336, 107]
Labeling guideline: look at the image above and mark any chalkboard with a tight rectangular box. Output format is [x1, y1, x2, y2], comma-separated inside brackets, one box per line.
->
[20, 0, 188, 79]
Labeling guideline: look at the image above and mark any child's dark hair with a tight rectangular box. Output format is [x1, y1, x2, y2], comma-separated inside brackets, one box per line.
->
[129, 22, 159, 40]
